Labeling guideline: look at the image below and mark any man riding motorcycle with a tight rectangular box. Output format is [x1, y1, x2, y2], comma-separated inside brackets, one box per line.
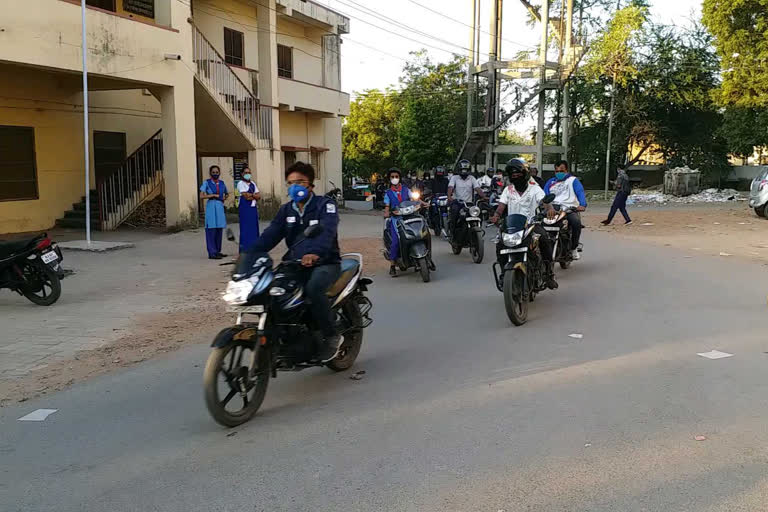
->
[431, 166, 450, 195]
[543, 159, 587, 260]
[490, 159, 558, 290]
[447, 159, 486, 234]
[477, 167, 496, 188]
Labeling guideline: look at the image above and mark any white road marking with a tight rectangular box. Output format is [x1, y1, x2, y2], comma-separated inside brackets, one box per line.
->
[568, 333, 583, 339]
[697, 350, 734, 360]
[18, 409, 58, 422]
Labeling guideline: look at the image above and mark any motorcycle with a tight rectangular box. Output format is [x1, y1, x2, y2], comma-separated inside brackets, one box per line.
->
[384, 200, 435, 282]
[491, 195, 556, 326]
[541, 205, 581, 269]
[424, 189, 450, 239]
[0, 233, 65, 306]
[204, 225, 373, 427]
[325, 180, 343, 207]
[449, 200, 485, 264]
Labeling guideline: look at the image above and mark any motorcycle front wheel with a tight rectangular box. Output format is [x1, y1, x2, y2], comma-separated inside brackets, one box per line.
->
[503, 269, 528, 326]
[203, 341, 270, 427]
[471, 231, 484, 264]
[20, 262, 61, 306]
[419, 258, 431, 282]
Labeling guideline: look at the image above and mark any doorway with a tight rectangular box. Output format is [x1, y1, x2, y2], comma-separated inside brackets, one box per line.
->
[93, 131, 126, 184]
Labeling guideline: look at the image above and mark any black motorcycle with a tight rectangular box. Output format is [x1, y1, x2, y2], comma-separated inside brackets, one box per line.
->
[449, 200, 485, 264]
[541, 205, 579, 269]
[425, 190, 449, 239]
[384, 200, 435, 282]
[0, 233, 65, 306]
[204, 225, 373, 427]
[325, 180, 343, 207]
[491, 195, 556, 326]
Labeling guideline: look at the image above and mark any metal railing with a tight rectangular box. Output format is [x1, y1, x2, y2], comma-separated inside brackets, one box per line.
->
[192, 24, 273, 149]
[97, 130, 164, 230]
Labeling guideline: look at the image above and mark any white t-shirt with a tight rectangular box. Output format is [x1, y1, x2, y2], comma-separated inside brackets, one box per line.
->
[237, 180, 260, 207]
[449, 174, 480, 202]
[498, 180, 545, 221]
[477, 175, 493, 187]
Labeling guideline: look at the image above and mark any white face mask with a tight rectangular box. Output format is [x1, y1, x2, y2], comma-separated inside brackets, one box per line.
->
[391, 178, 400, 185]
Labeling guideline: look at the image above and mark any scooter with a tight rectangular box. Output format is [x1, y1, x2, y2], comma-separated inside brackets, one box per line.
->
[384, 200, 436, 282]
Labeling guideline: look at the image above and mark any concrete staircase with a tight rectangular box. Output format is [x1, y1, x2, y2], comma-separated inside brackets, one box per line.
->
[56, 190, 100, 230]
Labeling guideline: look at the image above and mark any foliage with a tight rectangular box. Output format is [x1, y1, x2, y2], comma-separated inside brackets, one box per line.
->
[582, 4, 648, 85]
[702, 0, 768, 107]
[341, 89, 400, 179]
[721, 108, 768, 160]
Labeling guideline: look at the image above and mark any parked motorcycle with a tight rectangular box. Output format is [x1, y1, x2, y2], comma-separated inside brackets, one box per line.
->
[0, 233, 65, 306]
[542, 205, 580, 269]
[325, 180, 343, 207]
[384, 200, 435, 282]
[491, 195, 556, 326]
[204, 225, 373, 427]
[449, 200, 485, 264]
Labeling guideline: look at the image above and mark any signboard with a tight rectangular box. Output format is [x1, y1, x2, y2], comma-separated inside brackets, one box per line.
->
[123, 0, 154, 18]
[233, 157, 248, 183]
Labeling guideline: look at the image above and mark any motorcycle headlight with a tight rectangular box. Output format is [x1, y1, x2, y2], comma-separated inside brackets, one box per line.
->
[222, 279, 255, 305]
[411, 191, 421, 201]
[502, 231, 524, 247]
[469, 206, 480, 217]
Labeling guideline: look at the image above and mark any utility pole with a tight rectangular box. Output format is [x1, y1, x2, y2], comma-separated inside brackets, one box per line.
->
[536, 0, 549, 170]
[604, 0, 622, 200]
[562, 0, 574, 161]
[466, 0, 477, 139]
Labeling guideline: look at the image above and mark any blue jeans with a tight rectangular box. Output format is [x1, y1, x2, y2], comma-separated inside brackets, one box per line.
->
[607, 191, 631, 223]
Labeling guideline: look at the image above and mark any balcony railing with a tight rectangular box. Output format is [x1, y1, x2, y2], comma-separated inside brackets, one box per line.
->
[192, 24, 272, 149]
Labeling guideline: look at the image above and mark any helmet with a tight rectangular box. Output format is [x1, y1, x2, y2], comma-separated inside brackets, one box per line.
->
[458, 159, 471, 171]
[486, 167, 495, 176]
[435, 165, 446, 176]
[505, 158, 527, 177]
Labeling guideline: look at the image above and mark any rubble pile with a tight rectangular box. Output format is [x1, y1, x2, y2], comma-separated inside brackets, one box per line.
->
[630, 188, 746, 205]
[124, 196, 166, 228]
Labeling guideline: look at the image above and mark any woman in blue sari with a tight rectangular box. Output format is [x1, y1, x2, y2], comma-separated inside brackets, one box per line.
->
[199, 165, 229, 259]
[236, 166, 261, 252]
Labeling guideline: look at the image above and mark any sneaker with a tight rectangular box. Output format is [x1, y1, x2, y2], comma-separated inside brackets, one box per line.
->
[625, 220, 633, 225]
[389, 265, 398, 277]
[319, 334, 344, 363]
[600, 220, 610, 226]
[572, 250, 580, 261]
[217, 253, 228, 258]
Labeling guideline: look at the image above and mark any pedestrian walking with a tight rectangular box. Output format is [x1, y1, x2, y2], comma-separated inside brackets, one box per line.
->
[602, 166, 633, 225]
[200, 165, 229, 259]
[237, 166, 261, 252]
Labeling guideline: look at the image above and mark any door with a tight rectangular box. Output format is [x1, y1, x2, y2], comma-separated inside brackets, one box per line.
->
[93, 131, 126, 184]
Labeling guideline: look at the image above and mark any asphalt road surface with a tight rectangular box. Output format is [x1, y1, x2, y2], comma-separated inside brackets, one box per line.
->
[4, 228, 768, 511]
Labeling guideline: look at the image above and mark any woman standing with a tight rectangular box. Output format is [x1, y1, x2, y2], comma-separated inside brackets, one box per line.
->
[199, 165, 229, 259]
[237, 167, 261, 252]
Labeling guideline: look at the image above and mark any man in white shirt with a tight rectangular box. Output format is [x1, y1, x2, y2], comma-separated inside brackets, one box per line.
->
[477, 167, 496, 188]
[447, 159, 486, 234]
[490, 159, 557, 289]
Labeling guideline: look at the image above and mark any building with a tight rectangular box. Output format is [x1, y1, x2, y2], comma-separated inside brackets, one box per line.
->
[0, 0, 349, 234]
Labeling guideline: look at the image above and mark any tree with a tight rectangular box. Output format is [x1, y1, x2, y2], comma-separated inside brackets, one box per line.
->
[342, 89, 400, 179]
[721, 108, 768, 163]
[397, 52, 468, 170]
[702, 0, 768, 108]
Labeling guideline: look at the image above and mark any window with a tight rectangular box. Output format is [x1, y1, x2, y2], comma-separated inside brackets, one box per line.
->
[277, 44, 293, 79]
[86, 0, 116, 11]
[224, 28, 244, 67]
[284, 151, 296, 171]
[0, 126, 38, 201]
[311, 150, 322, 180]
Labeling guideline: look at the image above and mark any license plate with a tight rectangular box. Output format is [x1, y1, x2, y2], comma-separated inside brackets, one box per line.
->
[465, 217, 480, 222]
[501, 248, 527, 255]
[227, 305, 264, 313]
[41, 251, 59, 264]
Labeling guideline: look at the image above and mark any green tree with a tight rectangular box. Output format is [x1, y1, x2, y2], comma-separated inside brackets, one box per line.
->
[721, 108, 768, 163]
[702, 0, 768, 107]
[342, 89, 400, 179]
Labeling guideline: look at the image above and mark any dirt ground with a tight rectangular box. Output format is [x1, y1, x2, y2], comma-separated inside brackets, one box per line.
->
[0, 236, 387, 406]
[583, 203, 768, 265]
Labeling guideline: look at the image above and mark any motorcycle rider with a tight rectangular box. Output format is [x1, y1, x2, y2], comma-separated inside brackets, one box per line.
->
[490, 159, 558, 290]
[447, 159, 486, 234]
[477, 167, 496, 188]
[543, 159, 587, 260]
[382, 167, 414, 277]
[246, 161, 343, 362]
[431, 166, 450, 195]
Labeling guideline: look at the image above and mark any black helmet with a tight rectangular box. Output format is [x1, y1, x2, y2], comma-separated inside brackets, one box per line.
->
[435, 165, 446, 176]
[505, 158, 526, 176]
[486, 167, 495, 176]
[458, 159, 471, 171]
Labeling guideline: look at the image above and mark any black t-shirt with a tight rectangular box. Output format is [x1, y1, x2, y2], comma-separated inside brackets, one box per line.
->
[431, 176, 449, 194]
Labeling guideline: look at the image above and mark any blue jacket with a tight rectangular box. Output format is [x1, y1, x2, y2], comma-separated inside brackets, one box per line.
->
[247, 194, 340, 264]
[384, 186, 412, 211]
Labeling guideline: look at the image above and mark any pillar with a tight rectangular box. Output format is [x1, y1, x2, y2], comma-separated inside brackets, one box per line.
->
[160, 78, 198, 227]
[257, 0, 282, 199]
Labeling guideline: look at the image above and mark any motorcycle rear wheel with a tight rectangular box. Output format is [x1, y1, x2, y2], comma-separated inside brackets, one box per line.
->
[203, 341, 270, 427]
[451, 241, 462, 255]
[471, 231, 484, 264]
[503, 270, 528, 326]
[20, 262, 61, 306]
[327, 301, 365, 372]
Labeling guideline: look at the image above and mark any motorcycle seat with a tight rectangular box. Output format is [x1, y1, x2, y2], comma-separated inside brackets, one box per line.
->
[0, 236, 41, 258]
[327, 258, 360, 297]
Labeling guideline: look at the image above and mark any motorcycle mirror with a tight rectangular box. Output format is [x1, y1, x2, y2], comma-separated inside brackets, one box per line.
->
[226, 228, 236, 242]
[542, 193, 556, 204]
[303, 224, 324, 238]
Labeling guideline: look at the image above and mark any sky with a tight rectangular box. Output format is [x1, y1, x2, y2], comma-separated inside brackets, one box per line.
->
[316, 0, 703, 96]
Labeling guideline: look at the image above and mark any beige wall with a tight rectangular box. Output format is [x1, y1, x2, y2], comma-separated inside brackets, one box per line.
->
[276, 17, 323, 86]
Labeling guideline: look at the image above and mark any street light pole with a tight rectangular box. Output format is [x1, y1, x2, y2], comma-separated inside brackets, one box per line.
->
[604, 73, 616, 200]
[81, 0, 91, 244]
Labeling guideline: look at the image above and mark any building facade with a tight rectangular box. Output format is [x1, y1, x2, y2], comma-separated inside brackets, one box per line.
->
[0, 0, 349, 234]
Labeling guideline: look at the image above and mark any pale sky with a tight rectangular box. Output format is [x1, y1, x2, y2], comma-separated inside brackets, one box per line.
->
[318, 0, 703, 96]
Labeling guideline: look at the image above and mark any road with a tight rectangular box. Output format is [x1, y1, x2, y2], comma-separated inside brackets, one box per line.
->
[3, 222, 768, 511]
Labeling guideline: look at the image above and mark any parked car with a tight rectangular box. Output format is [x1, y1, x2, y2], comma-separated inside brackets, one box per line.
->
[749, 167, 768, 218]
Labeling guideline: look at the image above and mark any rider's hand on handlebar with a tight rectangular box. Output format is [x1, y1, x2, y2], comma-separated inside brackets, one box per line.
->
[301, 254, 320, 267]
[577, 206, 586, 212]
[490, 214, 499, 225]
[546, 205, 557, 220]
